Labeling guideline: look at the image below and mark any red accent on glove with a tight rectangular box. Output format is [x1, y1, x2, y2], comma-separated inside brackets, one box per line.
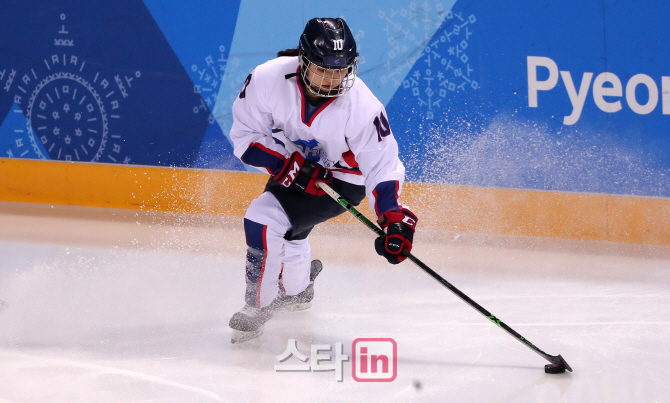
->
[273, 151, 333, 196]
[376, 207, 418, 263]
[274, 152, 304, 187]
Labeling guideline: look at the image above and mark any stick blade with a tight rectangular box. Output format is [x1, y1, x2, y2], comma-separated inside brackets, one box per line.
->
[548, 354, 573, 372]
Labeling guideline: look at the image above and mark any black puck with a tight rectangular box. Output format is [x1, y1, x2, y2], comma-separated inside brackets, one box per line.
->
[544, 363, 566, 374]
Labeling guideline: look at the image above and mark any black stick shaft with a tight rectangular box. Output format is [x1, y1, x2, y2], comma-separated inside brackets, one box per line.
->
[317, 183, 572, 372]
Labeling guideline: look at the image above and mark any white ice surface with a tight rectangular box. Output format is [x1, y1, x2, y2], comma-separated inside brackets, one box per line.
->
[0, 202, 669, 402]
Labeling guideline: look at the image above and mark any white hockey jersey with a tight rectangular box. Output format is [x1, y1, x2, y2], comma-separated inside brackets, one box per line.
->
[230, 56, 406, 217]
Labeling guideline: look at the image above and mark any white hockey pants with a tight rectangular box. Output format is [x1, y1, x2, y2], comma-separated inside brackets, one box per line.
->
[243, 192, 311, 308]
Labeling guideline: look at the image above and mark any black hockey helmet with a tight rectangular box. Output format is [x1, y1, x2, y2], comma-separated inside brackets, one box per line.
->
[299, 18, 358, 69]
[298, 18, 359, 97]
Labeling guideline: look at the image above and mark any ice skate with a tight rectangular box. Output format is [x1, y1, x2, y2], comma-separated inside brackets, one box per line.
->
[269, 260, 323, 312]
[229, 304, 273, 344]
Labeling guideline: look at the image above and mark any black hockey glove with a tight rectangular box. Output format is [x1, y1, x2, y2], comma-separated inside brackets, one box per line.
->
[274, 151, 333, 196]
[374, 207, 418, 264]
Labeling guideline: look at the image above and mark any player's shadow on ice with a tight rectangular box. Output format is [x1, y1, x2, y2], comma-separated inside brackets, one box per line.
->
[398, 357, 573, 399]
[398, 357, 538, 371]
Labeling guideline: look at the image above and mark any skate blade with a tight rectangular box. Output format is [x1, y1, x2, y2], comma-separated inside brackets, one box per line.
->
[274, 302, 312, 312]
[231, 325, 264, 344]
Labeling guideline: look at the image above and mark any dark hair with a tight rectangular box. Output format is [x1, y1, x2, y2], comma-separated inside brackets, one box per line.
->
[277, 48, 300, 57]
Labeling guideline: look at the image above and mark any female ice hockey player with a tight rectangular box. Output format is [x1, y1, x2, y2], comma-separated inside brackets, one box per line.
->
[228, 17, 418, 343]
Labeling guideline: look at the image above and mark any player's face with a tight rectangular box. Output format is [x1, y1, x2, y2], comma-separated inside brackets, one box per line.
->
[305, 64, 348, 94]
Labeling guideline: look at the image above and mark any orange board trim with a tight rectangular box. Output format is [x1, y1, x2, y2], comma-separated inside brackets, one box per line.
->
[1, 158, 668, 245]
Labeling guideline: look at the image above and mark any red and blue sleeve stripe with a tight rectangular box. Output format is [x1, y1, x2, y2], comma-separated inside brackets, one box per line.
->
[372, 180, 400, 216]
[240, 142, 286, 175]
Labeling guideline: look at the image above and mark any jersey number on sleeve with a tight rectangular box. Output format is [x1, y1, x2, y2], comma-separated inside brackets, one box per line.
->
[373, 112, 391, 142]
[239, 73, 252, 99]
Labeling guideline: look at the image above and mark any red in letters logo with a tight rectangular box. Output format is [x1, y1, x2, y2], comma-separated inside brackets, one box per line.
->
[352, 338, 397, 382]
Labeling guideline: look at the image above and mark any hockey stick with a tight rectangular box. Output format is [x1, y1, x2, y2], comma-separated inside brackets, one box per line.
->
[317, 182, 572, 372]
